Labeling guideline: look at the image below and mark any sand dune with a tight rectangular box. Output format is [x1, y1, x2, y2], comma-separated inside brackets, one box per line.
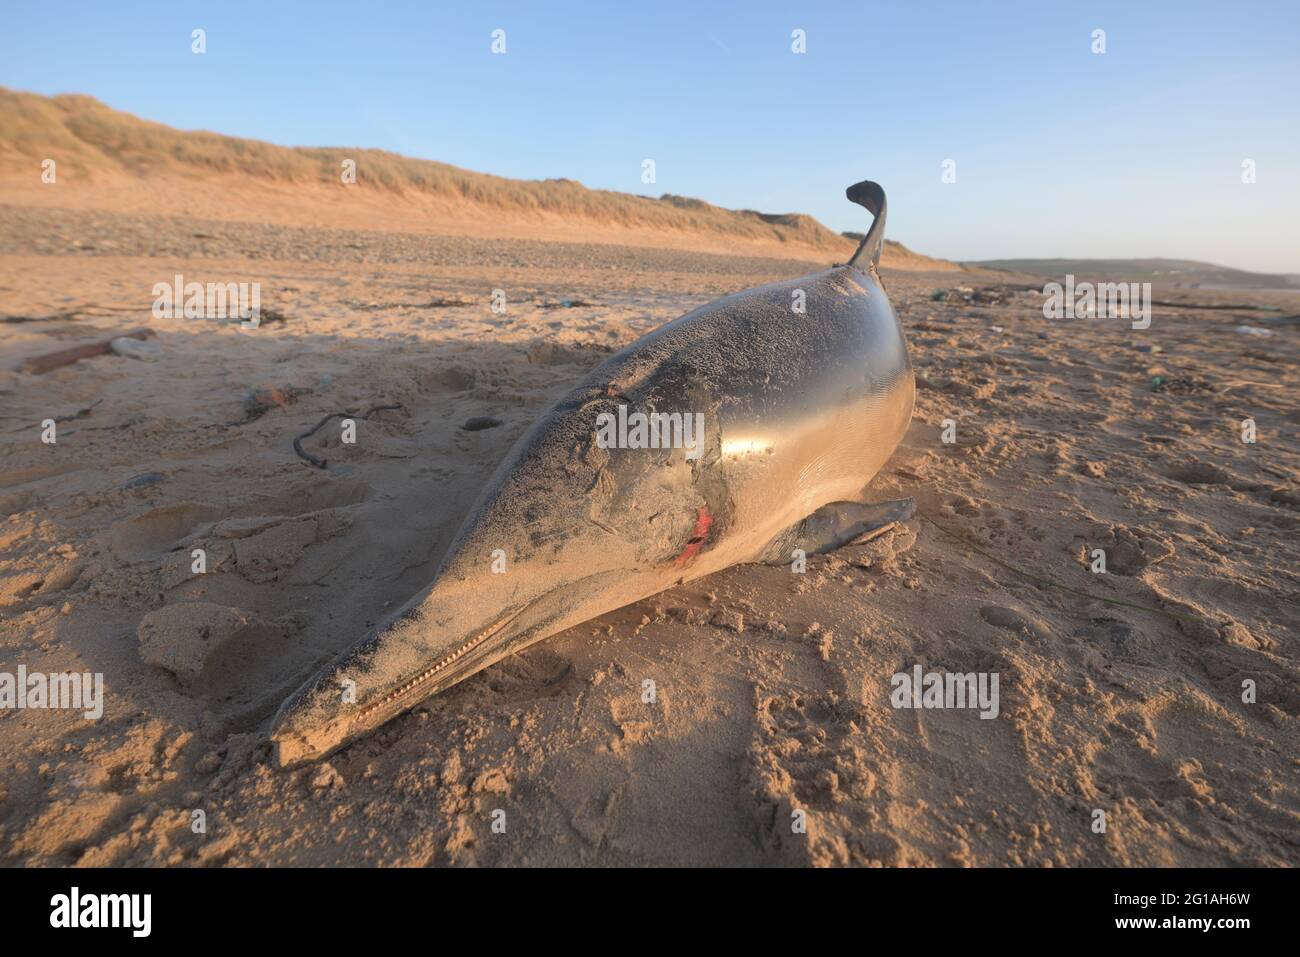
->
[0, 87, 953, 270]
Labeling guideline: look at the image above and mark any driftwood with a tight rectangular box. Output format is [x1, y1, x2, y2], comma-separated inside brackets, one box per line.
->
[20, 328, 155, 375]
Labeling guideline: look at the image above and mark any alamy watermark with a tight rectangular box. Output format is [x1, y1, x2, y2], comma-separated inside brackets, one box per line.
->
[0, 666, 103, 719]
[152, 274, 261, 328]
[50, 887, 150, 937]
[595, 405, 705, 461]
[1043, 274, 1151, 330]
[890, 664, 999, 719]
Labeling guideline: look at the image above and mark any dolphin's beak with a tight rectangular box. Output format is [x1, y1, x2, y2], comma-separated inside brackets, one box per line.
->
[270, 605, 525, 768]
[270, 567, 638, 768]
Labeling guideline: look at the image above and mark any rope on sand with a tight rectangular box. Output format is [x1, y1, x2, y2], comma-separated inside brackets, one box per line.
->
[293, 403, 403, 469]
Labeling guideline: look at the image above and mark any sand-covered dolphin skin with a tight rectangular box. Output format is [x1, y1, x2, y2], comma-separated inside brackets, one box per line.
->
[271, 180, 915, 767]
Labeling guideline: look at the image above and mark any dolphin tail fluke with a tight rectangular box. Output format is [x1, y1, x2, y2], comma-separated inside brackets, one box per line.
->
[755, 497, 915, 564]
[846, 180, 887, 270]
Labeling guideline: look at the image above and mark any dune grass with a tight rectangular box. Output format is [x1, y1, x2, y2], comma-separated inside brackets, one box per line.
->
[0, 87, 861, 251]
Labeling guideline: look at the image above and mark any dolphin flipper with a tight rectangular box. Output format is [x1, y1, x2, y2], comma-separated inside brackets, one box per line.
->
[755, 497, 916, 565]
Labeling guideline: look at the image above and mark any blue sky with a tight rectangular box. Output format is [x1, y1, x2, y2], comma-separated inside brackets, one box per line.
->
[3, 1, 1298, 271]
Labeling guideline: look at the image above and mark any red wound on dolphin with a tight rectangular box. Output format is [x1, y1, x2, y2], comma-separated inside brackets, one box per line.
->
[674, 506, 713, 566]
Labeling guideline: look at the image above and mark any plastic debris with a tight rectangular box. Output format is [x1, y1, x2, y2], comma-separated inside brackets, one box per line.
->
[21, 327, 155, 374]
[110, 336, 161, 360]
[122, 472, 166, 490]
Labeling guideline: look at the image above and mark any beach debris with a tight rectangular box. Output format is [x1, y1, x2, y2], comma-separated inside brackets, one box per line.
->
[293, 403, 403, 469]
[254, 308, 290, 326]
[245, 382, 304, 408]
[1241, 349, 1288, 364]
[4, 399, 109, 433]
[20, 328, 155, 374]
[461, 416, 503, 431]
[349, 297, 474, 311]
[1234, 325, 1275, 337]
[121, 472, 166, 490]
[56, 399, 103, 422]
[2, 303, 141, 324]
[243, 384, 310, 420]
[1151, 375, 1215, 394]
[538, 299, 595, 309]
[1152, 300, 1281, 312]
[929, 286, 1006, 305]
[110, 336, 161, 360]
[2, 310, 81, 324]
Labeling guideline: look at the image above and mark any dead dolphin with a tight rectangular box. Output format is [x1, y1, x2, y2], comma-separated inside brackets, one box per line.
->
[271, 179, 915, 767]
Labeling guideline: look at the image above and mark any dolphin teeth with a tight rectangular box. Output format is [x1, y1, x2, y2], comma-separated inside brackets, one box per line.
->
[354, 612, 516, 721]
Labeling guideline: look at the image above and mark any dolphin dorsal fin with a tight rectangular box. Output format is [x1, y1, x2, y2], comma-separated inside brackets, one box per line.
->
[846, 180, 887, 271]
